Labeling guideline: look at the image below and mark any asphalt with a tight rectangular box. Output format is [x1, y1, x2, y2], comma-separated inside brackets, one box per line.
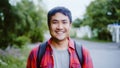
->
[74, 39, 120, 68]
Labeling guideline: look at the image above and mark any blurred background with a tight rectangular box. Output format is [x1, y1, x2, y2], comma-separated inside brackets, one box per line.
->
[0, 0, 120, 68]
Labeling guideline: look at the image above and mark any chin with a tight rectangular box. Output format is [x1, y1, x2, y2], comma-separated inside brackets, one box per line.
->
[56, 37, 67, 41]
[57, 38, 65, 41]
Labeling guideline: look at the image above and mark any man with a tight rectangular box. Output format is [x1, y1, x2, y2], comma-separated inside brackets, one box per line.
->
[27, 6, 93, 68]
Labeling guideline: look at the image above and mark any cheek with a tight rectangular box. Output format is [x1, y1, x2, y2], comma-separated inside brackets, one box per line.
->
[49, 25, 56, 31]
[66, 25, 71, 31]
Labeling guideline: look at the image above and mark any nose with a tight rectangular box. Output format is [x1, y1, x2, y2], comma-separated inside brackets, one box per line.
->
[57, 23, 63, 29]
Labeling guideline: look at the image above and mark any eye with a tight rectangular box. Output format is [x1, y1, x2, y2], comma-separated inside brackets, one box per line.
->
[52, 21, 58, 24]
[63, 21, 67, 24]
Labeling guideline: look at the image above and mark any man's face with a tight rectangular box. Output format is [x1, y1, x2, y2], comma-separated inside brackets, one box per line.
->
[49, 12, 71, 41]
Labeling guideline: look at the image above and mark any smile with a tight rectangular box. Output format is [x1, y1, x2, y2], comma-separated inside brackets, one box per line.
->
[56, 31, 65, 34]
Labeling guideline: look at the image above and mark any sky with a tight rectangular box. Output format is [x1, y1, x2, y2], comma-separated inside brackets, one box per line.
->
[42, 0, 93, 20]
[9, 0, 93, 20]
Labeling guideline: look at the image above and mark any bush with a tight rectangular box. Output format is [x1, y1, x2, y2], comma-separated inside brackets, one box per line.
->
[98, 29, 112, 41]
[14, 36, 30, 47]
[0, 55, 26, 68]
[29, 28, 44, 43]
[0, 32, 17, 49]
[0, 45, 30, 68]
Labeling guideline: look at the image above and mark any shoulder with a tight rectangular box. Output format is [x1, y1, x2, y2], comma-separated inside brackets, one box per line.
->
[81, 46, 93, 67]
[29, 44, 40, 57]
[26, 44, 40, 68]
[74, 41, 90, 55]
[81, 46, 91, 57]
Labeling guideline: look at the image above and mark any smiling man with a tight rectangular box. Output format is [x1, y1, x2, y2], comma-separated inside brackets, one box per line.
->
[27, 6, 93, 68]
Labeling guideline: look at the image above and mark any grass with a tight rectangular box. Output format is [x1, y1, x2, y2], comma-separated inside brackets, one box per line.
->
[0, 55, 25, 68]
[0, 45, 31, 68]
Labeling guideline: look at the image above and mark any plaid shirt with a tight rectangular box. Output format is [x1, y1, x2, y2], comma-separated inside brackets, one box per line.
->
[26, 38, 93, 68]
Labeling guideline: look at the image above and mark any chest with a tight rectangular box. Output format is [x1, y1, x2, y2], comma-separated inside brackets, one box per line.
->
[40, 49, 81, 68]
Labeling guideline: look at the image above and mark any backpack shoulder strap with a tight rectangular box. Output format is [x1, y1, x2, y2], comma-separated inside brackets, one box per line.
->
[74, 41, 84, 66]
[36, 41, 83, 68]
[37, 41, 48, 68]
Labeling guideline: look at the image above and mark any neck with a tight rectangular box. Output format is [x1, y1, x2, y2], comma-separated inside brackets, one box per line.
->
[51, 38, 68, 50]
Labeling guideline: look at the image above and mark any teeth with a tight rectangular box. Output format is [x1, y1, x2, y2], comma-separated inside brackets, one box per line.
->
[56, 32, 63, 34]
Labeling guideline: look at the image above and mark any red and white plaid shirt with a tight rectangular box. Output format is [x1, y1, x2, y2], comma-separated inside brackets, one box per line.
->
[26, 38, 93, 68]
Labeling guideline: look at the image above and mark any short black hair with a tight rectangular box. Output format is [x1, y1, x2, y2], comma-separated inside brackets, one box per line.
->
[47, 6, 72, 26]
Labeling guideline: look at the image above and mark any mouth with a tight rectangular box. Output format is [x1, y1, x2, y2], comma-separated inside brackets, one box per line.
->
[56, 31, 65, 35]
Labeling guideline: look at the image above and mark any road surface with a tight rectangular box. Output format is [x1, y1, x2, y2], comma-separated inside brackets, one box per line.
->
[74, 39, 120, 68]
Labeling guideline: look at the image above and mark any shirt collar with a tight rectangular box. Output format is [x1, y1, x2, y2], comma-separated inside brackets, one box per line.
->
[47, 37, 75, 50]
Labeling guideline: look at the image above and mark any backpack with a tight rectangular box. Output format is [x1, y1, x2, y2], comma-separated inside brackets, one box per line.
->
[37, 41, 84, 68]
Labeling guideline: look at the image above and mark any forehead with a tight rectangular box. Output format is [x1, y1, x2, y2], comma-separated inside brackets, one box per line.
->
[51, 12, 69, 21]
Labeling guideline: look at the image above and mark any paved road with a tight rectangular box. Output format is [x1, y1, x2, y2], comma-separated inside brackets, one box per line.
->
[74, 39, 120, 68]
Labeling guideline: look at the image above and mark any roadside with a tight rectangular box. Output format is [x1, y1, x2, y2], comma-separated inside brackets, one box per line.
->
[73, 38, 120, 68]
[73, 38, 120, 50]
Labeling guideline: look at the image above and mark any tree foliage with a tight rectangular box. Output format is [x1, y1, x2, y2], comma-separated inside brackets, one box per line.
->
[72, 18, 82, 27]
[0, 0, 47, 48]
[82, 0, 120, 40]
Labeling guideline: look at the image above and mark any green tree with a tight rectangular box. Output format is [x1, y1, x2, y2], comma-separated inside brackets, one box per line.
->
[0, 0, 47, 48]
[0, 0, 16, 48]
[15, 0, 47, 43]
[82, 0, 120, 40]
[72, 18, 82, 27]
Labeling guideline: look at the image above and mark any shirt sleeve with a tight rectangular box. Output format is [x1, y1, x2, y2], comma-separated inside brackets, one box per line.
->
[26, 47, 38, 68]
[82, 46, 93, 68]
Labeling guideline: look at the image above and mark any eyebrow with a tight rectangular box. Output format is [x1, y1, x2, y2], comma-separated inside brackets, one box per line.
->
[62, 20, 67, 21]
[52, 19, 67, 22]
[52, 19, 58, 21]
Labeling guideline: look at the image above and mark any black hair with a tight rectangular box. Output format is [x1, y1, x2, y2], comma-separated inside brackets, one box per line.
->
[47, 6, 72, 26]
